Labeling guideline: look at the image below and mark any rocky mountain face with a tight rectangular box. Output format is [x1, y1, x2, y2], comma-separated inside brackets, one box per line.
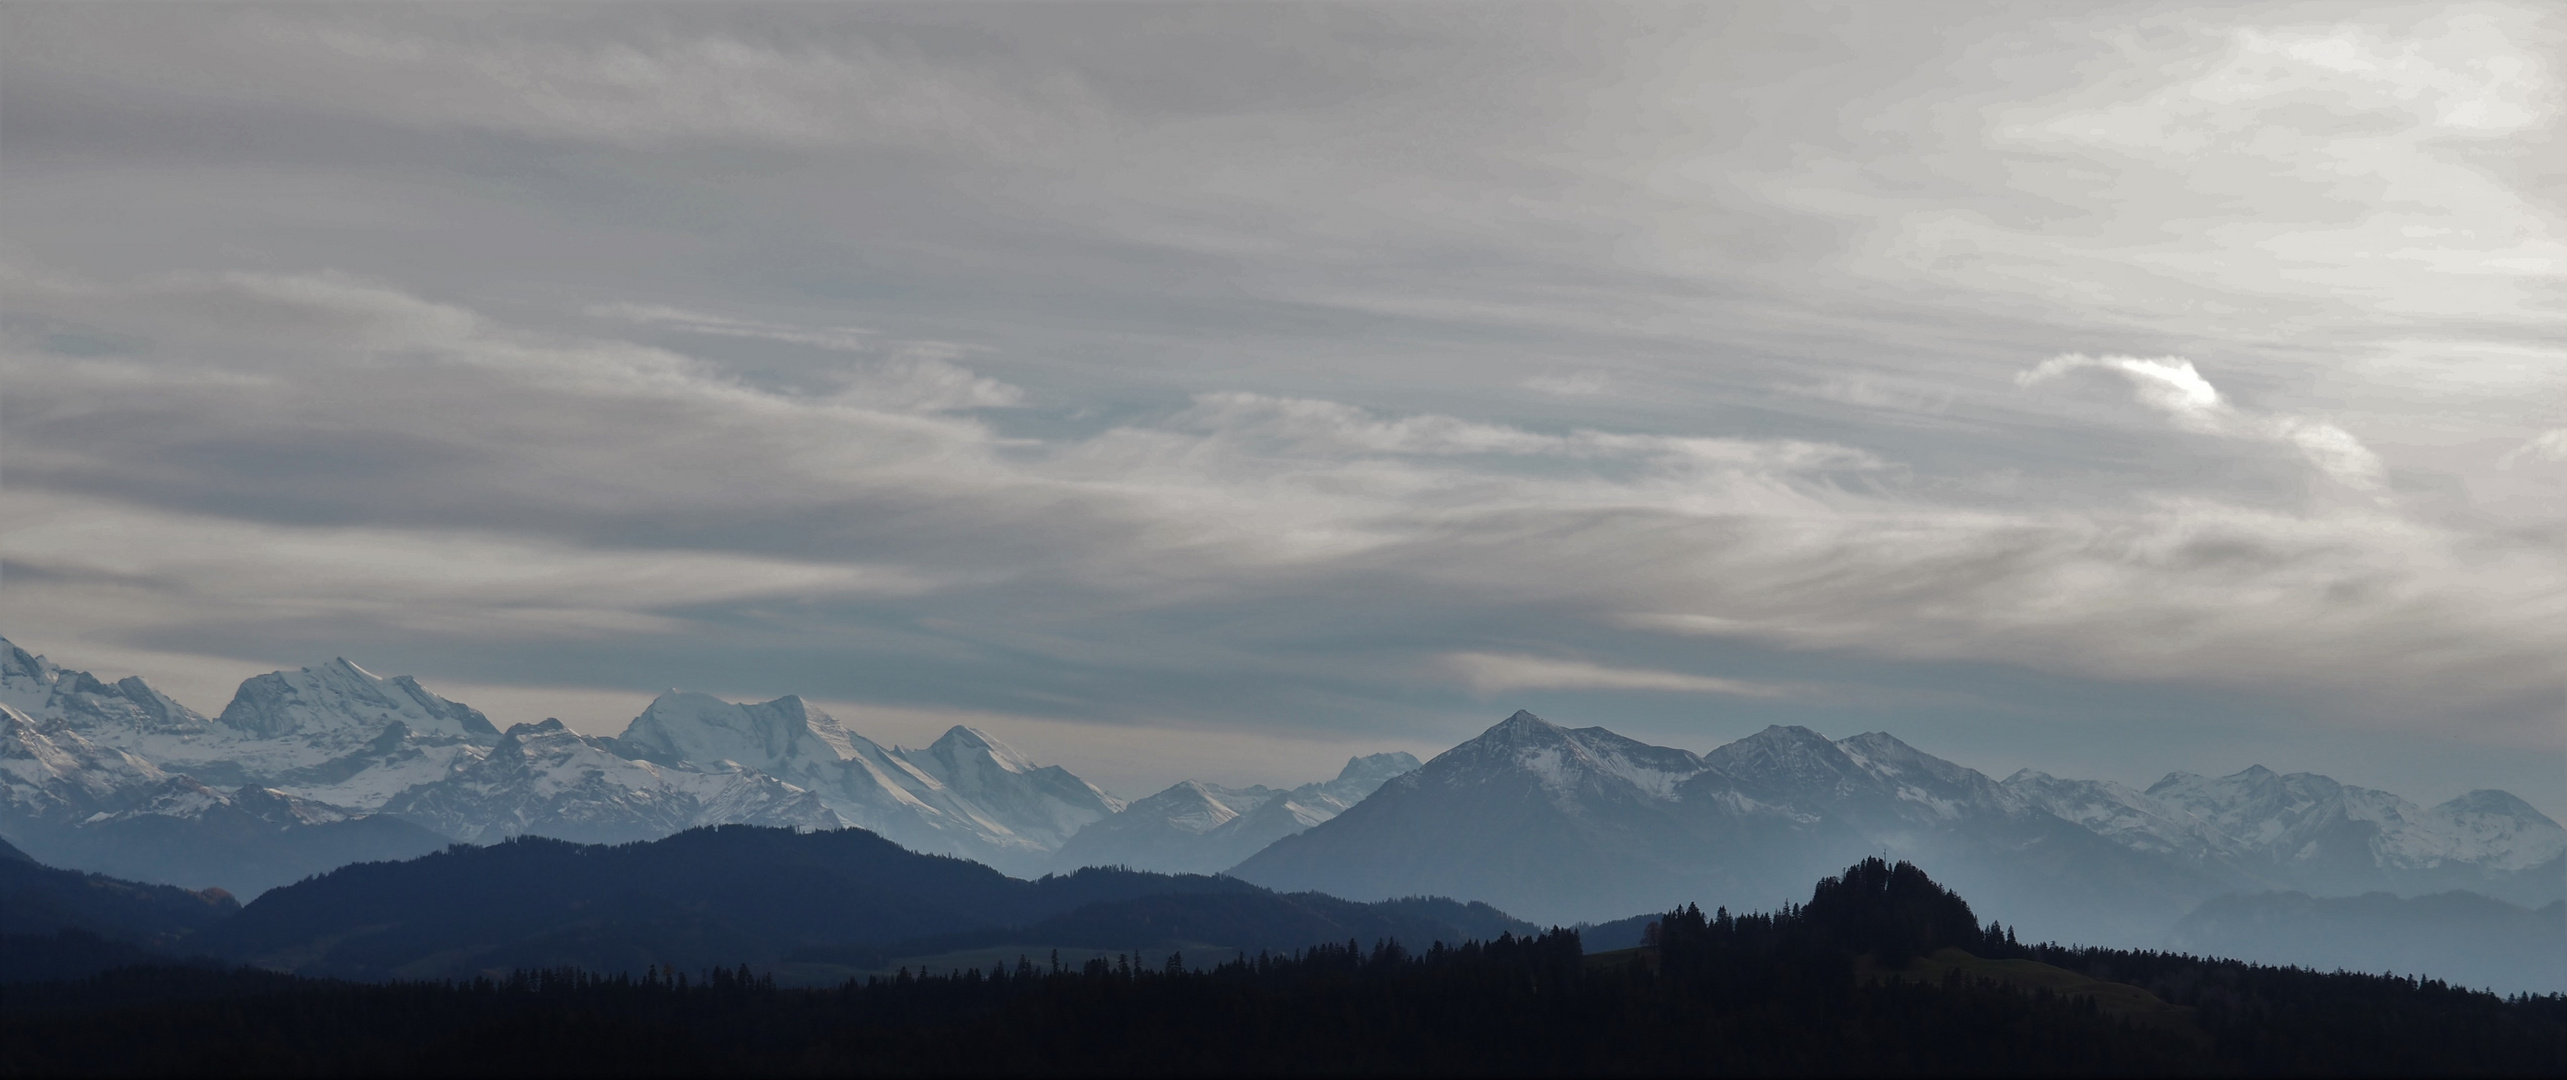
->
[1049, 752, 1420, 875]
[1230, 711, 2564, 944]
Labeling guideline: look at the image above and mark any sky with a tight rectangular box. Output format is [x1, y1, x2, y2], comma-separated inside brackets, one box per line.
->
[1, 2, 2560, 812]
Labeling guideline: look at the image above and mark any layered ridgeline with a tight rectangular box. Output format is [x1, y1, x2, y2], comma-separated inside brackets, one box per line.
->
[1048, 752, 1419, 875]
[0, 637, 1386, 892]
[0, 824, 1527, 984]
[1232, 711, 2567, 954]
[0, 638, 1136, 885]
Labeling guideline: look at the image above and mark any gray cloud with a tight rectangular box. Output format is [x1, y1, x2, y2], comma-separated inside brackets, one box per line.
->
[1, 2, 2560, 807]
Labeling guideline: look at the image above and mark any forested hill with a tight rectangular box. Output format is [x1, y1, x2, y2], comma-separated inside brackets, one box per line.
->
[1, 858, 2557, 1075]
[186, 824, 1529, 980]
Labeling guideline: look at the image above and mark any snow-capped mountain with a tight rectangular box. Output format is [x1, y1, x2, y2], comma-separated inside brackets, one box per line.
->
[0, 643, 206, 739]
[3, 641, 501, 813]
[2001, 770, 2245, 863]
[2143, 767, 2566, 903]
[382, 719, 844, 845]
[1233, 712, 1728, 925]
[1, 696, 448, 897]
[0, 703, 171, 823]
[1050, 752, 1420, 875]
[1232, 711, 2559, 940]
[0, 636, 1140, 887]
[614, 691, 1119, 874]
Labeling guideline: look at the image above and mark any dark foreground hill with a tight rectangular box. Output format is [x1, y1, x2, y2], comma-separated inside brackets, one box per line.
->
[1, 857, 2557, 1076]
[187, 824, 1528, 980]
[0, 840, 235, 947]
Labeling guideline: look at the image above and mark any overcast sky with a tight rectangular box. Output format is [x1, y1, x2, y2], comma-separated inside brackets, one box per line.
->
[2, 2, 2560, 810]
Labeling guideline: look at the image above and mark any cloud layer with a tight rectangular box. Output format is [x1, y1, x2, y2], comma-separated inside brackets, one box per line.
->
[1, 3, 2559, 802]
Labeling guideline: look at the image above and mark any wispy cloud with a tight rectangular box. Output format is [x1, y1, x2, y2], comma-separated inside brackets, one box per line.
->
[1442, 653, 1790, 698]
[2018, 354, 2389, 492]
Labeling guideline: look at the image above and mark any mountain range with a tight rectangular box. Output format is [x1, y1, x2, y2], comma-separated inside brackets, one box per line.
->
[1048, 751, 1419, 875]
[5, 636, 2559, 971]
[0, 637, 1392, 892]
[1231, 711, 2566, 946]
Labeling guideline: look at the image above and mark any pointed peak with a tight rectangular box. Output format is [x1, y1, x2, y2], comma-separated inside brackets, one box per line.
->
[2239, 764, 2276, 778]
[2001, 767, 2055, 784]
[1489, 709, 1559, 734]
[323, 657, 381, 681]
[1836, 730, 1918, 754]
[934, 724, 997, 749]
[1724, 724, 1835, 750]
[927, 724, 1037, 771]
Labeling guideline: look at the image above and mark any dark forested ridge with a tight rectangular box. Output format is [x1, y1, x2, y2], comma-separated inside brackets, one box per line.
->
[181, 825, 1530, 980]
[1, 857, 2557, 1076]
[0, 846, 236, 947]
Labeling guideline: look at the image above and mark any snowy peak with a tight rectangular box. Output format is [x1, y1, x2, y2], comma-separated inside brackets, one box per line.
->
[1123, 780, 1262, 837]
[382, 716, 844, 845]
[0, 703, 170, 822]
[2439, 790, 2556, 824]
[918, 725, 1039, 775]
[2140, 766, 2565, 877]
[607, 691, 1120, 872]
[2003, 769, 2239, 860]
[1432, 711, 1703, 802]
[1832, 732, 2021, 818]
[216, 659, 497, 742]
[616, 691, 870, 775]
[891, 725, 1122, 850]
[1700, 724, 1862, 794]
[0, 637, 212, 735]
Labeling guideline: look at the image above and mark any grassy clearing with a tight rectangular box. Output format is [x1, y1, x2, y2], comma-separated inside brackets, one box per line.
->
[1867, 947, 2200, 1033]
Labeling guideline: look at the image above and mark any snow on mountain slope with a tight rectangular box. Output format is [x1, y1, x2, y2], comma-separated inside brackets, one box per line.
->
[0, 641, 500, 812]
[219, 658, 498, 742]
[893, 726, 1123, 851]
[2431, 791, 2567, 873]
[0, 704, 170, 823]
[1239, 712, 2244, 934]
[1049, 780, 1271, 874]
[1831, 731, 2027, 822]
[1233, 713, 1727, 923]
[2145, 767, 2567, 897]
[1052, 752, 1420, 875]
[2002, 770, 2243, 862]
[615, 692, 1122, 874]
[383, 719, 844, 845]
[1455, 710, 1704, 806]
[1, 640, 208, 737]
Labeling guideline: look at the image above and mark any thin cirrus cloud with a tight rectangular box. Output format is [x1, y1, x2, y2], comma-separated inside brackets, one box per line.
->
[1442, 653, 1790, 699]
[0, 3, 2560, 802]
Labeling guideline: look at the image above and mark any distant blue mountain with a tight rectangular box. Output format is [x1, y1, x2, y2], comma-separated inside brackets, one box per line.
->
[2174, 890, 2566, 995]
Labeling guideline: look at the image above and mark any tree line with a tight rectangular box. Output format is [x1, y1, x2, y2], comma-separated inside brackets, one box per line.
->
[0, 858, 2557, 1075]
